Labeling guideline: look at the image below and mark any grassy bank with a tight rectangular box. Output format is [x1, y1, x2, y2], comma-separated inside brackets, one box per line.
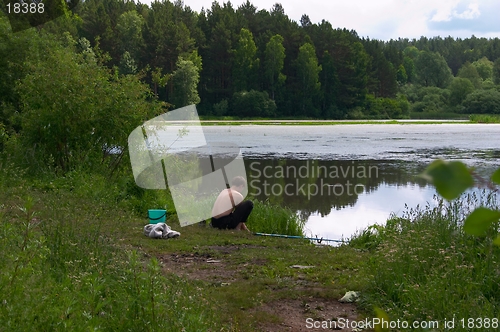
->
[0, 176, 224, 331]
[0, 166, 369, 331]
[469, 114, 500, 123]
[351, 192, 500, 327]
[3, 158, 499, 330]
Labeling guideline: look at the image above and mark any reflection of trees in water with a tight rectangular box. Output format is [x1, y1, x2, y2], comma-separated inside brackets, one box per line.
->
[245, 159, 429, 217]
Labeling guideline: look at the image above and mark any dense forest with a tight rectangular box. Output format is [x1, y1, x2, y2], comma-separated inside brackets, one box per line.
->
[2, 0, 500, 129]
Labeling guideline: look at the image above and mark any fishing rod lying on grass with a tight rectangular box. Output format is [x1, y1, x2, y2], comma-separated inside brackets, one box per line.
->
[254, 232, 345, 244]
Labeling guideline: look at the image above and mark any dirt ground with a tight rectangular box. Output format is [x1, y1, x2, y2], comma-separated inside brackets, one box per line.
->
[158, 248, 362, 332]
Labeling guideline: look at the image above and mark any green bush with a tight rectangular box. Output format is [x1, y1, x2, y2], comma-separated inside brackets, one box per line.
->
[213, 99, 229, 116]
[365, 95, 410, 119]
[448, 77, 475, 106]
[230, 90, 277, 118]
[462, 89, 500, 114]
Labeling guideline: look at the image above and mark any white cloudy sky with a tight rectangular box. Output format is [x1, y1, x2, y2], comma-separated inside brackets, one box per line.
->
[139, 0, 500, 40]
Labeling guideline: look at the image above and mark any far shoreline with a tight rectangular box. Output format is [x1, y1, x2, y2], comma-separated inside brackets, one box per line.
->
[198, 119, 472, 125]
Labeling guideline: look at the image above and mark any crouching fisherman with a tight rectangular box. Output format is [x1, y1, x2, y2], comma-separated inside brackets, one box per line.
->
[210, 176, 253, 231]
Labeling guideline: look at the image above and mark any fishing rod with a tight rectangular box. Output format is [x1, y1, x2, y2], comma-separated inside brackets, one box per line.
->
[254, 232, 345, 244]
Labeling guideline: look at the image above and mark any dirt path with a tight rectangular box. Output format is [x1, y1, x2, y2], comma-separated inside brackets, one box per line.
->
[158, 247, 363, 331]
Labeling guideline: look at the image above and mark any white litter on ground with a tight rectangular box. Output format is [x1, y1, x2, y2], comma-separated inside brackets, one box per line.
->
[143, 223, 181, 239]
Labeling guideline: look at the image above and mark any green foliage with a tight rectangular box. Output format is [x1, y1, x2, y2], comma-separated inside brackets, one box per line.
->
[330, 34, 370, 113]
[0, 16, 42, 129]
[17, 39, 159, 173]
[0, 122, 7, 151]
[493, 58, 500, 85]
[170, 57, 201, 108]
[402, 46, 419, 59]
[264, 34, 286, 100]
[402, 56, 416, 83]
[6, 1, 499, 119]
[364, 193, 500, 323]
[415, 50, 453, 88]
[472, 56, 494, 81]
[233, 28, 259, 92]
[230, 90, 277, 117]
[422, 159, 500, 243]
[463, 89, 500, 114]
[246, 199, 305, 236]
[448, 77, 475, 106]
[119, 50, 138, 75]
[295, 42, 322, 117]
[116, 10, 145, 59]
[363, 40, 398, 98]
[365, 95, 410, 119]
[0, 182, 219, 331]
[464, 207, 500, 236]
[408, 86, 450, 113]
[396, 64, 407, 84]
[349, 224, 386, 251]
[469, 114, 500, 123]
[421, 160, 474, 200]
[213, 99, 229, 116]
[457, 61, 482, 89]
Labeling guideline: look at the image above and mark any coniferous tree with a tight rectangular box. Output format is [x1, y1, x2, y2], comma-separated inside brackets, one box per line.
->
[320, 51, 340, 118]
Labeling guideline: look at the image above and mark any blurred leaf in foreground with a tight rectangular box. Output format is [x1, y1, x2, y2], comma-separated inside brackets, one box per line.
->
[463, 207, 500, 236]
[491, 168, 500, 185]
[374, 307, 390, 332]
[421, 160, 474, 200]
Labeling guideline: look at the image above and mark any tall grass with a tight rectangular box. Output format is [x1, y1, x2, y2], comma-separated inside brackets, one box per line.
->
[0, 166, 223, 331]
[469, 114, 500, 123]
[354, 191, 500, 327]
[409, 112, 468, 120]
[246, 199, 305, 236]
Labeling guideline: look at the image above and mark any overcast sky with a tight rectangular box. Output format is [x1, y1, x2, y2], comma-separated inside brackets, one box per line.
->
[139, 0, 500, 41]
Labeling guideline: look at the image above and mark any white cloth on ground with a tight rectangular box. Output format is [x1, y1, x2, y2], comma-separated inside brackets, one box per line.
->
[143, 223, 181, 239]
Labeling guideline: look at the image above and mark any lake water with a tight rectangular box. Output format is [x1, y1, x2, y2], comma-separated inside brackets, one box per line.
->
[201, 124, 500, 241]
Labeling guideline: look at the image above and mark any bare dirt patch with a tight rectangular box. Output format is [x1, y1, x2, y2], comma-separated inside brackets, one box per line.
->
[255, 298, 359, 332]
[157, 251, 364, 331]
[159, 252, 238, 283]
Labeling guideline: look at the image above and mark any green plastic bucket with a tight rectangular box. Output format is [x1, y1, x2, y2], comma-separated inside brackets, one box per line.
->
[148, 209, 166, 224]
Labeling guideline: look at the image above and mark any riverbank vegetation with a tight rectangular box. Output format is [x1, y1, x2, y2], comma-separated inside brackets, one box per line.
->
[469, 114, 500, 123]
[351, 191, 500, 325]
[3, 156, 499, 330]
[0, 163, 366, 330]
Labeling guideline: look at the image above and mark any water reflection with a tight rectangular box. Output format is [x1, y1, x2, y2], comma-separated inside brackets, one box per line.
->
[304, 184, 436, 242]
[243, 158, 441, 241]
[244, 158, 500, 242]
[245, 159, 430, 219]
